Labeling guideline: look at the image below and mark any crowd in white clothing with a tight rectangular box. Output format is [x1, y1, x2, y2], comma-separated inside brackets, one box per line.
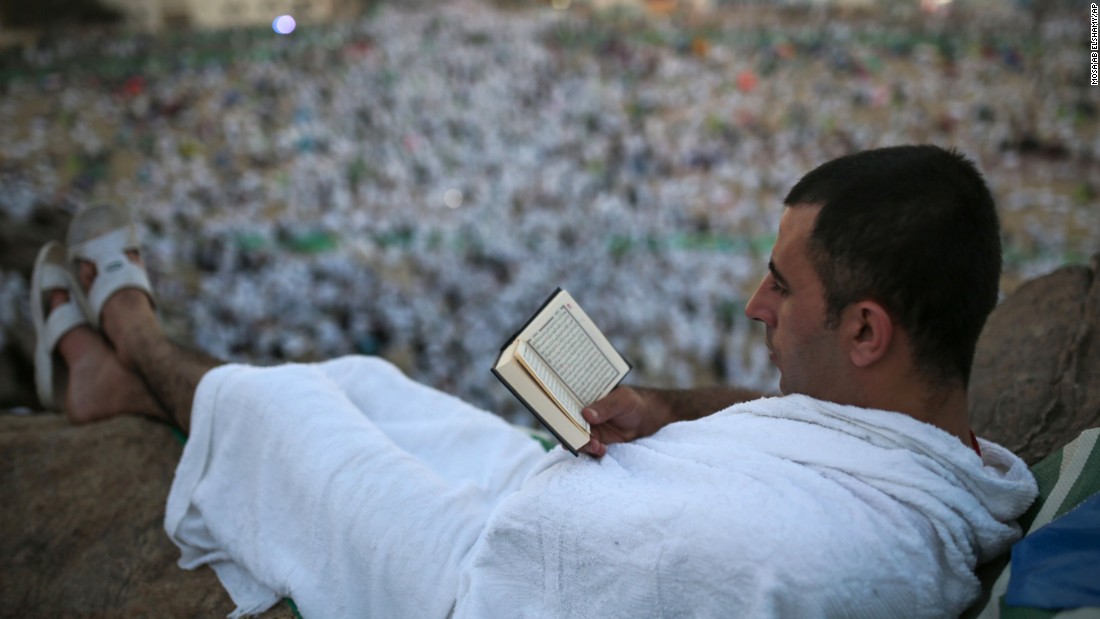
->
[0, 1, 1096, 420]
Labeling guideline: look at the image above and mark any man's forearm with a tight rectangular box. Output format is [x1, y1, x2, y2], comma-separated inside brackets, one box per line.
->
[636, 385, 768, 423]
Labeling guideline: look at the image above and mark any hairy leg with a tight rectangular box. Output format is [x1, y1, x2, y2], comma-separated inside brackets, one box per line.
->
[78, 256, 223, 434]
[50, 289, 170, 424]
[98, 289, 222, 434]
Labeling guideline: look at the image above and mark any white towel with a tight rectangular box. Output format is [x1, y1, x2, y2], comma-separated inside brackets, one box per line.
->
[167, 359, 1036, 618]
[456, 394, 1037, 618]
[164, 357, 548, 618]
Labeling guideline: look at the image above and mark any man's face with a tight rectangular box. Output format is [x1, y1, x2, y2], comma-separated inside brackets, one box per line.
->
[745, 206, 846, 398]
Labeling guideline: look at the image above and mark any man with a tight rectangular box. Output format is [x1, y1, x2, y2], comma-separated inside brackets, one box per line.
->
[36, 145, 1036, 617]
[582, 142, 999, 458]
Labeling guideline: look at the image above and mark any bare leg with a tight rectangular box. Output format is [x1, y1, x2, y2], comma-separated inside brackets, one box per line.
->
[97, 290, 221, 434]
[77, 255, 223, 434]
[50, 289, 170, 424]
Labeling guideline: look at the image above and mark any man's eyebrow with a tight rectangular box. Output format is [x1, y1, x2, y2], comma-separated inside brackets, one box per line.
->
[768, 260, 790, 289]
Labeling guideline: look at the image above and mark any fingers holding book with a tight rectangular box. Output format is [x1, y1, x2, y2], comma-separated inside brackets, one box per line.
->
[580, 386, 674, 457]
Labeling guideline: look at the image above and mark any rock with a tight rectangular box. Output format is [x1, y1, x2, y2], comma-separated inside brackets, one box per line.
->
[969, 252, 1100, 464]
[0, 414, 295, 618]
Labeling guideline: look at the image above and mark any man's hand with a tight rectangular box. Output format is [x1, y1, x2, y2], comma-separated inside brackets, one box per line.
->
[580, 386, 674, 457]
[579, 385, 767, 457]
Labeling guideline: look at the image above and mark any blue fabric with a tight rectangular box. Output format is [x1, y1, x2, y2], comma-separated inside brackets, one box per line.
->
[1005, 493, 1100, 609]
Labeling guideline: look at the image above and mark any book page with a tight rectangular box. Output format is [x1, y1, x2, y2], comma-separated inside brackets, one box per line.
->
[515, 303, 621, 430]
[527, 305, 621, 404]
[516, 341, 589, 431]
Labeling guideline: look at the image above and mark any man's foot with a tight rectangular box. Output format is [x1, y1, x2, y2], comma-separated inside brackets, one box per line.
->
[49, 288, 169, 424]
[73, 249, 160, 371]
[67, 205, 219, 434]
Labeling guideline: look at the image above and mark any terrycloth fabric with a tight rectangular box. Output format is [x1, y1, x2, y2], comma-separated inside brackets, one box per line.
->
[456, 394, 1038, 618]
[167, 358, 1037, 618]
[164, 356, 547, 619]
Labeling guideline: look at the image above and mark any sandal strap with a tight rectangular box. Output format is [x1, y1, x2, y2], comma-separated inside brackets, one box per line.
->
[68, 226, 154, 327]
[34, 300, 85, 409]
[86, 261, 153, 322]
[38, 263, 73, 292]
[41, 302, 85, 352]
[68, 227, 141, 265]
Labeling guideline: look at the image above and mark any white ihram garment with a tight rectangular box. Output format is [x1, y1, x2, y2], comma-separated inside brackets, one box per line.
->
[164, 356, 1036, 618]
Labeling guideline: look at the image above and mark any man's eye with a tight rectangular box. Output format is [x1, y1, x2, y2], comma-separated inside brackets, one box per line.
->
[770, 281, 788, 297]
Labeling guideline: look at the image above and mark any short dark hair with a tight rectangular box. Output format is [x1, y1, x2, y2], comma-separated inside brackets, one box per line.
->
[784, 145, 1001, 387]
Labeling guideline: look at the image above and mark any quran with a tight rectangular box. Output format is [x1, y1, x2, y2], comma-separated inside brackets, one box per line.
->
[492, 288, 632, 455]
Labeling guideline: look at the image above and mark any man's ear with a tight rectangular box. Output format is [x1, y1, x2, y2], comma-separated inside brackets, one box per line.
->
[843, 301, 893, 368]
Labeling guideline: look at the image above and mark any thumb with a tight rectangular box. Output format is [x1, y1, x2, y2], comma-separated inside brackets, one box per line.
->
[585, 386, 638, 424]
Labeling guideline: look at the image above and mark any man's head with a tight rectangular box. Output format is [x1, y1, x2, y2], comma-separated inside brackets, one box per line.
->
[746, 145, 1001, 398]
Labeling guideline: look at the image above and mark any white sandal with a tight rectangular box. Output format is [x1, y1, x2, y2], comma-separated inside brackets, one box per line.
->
[66, 204, 155, 329]
[32, 241, 88, 410]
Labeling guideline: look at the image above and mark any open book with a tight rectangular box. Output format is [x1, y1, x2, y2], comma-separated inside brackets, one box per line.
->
[492, 288, 632, 455]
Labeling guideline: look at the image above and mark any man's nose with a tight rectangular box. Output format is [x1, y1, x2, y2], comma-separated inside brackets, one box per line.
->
[744, 280, 776, 328]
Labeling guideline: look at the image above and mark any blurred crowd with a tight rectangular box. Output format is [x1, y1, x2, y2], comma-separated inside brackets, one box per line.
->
[1, 0, 1097, 419]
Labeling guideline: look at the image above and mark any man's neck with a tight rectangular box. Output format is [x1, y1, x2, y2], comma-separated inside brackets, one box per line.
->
[884, 384, 972, 449]
[916, 388, 972, 446]
[841, 330, 973, 449]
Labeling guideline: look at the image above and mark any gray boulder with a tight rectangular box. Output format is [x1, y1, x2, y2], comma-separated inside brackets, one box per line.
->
[970, 252, 1100, 464]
